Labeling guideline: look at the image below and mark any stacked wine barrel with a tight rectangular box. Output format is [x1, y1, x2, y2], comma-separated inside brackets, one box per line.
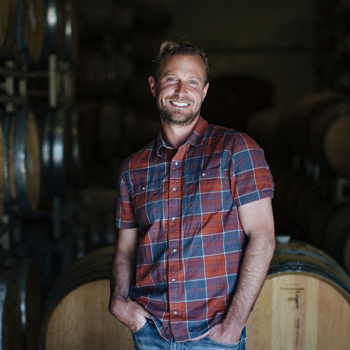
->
[0, 251, 42, 350]
[37, 241, 350, 350]
[247, 91, 350, 274]
[0, 0, 80, 66]
[0, 106, 40, 215]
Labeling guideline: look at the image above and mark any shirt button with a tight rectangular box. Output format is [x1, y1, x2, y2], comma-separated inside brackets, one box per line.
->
[174, 310, 178, 315]
[172, 248, 177, 253]
[175, 161, 178, 166]
[173, 187, 177, 192]
[172, 278, 176, 283]
[172, 217, 175, 221]
[142, 186, 146, 190]
[202, 172, 206, 177]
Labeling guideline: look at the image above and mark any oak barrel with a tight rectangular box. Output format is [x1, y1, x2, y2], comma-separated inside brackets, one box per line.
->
[16, 257, 42, 350]
[40, 247, 133, 350]
[14, 0, 45, 65]
[285, 92, 350, 175]
[38, 105, 81, 199]
[0, 0, 18, 59]
[0, 277, 23, 350]
[247, 240, 350, 350]
[0, 110, 5, 217]
[322, 205, 350, 274]
[64, 0, 79, 65]
[2, 107, 40, 214]
[1, 252, 42, 350]
[43, 0, 66, 58]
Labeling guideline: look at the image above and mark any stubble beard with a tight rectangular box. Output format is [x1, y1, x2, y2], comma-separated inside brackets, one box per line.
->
[157, 97, 202, 127]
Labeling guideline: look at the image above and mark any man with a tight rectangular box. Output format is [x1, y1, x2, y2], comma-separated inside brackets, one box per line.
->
[109, 40, 275, 350]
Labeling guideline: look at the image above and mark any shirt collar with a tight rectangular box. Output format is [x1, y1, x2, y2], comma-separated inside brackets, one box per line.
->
[156, 116, 208, 157]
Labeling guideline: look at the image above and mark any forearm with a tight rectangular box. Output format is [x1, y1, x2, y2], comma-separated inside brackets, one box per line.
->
[109, 228, 149, 330]
[110, 247, 136, 301]
[223, 233, 275, 331]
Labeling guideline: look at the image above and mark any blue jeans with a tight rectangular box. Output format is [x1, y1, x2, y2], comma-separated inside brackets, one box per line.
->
[132, 319, 246, 350]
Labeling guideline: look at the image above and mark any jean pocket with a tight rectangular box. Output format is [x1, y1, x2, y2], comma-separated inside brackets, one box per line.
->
[131, 319, 152, 335]
[204, 336, 241, 349]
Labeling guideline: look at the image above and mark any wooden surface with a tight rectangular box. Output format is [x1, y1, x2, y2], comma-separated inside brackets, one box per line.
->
[25, 110, 40, 211]
[0, 279, 23, 350]
[324, 114, 350, 175]
[24, 0, 44, 62]
[247, 273, 350, 350]
[0, 0, 10, 48]
[247, 241, 350, 350]
[44, 280, 133, 350]
[0, 119, 5, 218]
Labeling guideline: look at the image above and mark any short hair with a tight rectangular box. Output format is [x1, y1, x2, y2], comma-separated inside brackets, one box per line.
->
[151, 40, 210, 83]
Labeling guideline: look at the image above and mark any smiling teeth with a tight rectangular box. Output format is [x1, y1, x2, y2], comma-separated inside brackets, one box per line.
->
[172, 101, 189, 107]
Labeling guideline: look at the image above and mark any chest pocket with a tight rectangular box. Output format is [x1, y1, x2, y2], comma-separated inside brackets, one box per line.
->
[132, 181, 163, 228]
[183, 168, 231, 215]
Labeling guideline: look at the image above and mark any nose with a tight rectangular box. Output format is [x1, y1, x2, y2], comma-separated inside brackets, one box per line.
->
[174, 81, 187, 96]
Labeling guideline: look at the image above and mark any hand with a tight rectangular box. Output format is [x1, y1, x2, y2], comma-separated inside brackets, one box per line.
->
[208, 322, 242, 345]
[109, 297, 150, 332]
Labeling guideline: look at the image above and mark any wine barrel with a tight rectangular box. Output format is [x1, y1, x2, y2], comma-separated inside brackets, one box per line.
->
[0, 0, 18, 59]
[323, 205, 350, 274]
[247, 240, 350, 350]
[0, 250, 43, 350]
[13, 0, 45, 65]
[65, 105, 82, 186]
[64, 0, 79, 65]
[40, 247, 134, 350]
[0, 277, 23, 350]
[38, 105, 81, 199]
[0, 110, 5, 218]
[16, 257, 42, 350]
[43, 0, 66, 58]
[285, 92, 350, 176]
[2, 106, 41, 214]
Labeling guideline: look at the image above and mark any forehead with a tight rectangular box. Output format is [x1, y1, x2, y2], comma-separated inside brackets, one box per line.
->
[158, 54, 206, 79]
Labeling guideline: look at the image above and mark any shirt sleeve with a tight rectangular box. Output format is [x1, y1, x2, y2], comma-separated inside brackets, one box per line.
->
[115, 161, 138, 229]
[230, 133, 274, 207]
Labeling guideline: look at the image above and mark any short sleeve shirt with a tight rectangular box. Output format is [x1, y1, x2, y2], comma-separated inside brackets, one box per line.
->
[116, 117, 274, 342]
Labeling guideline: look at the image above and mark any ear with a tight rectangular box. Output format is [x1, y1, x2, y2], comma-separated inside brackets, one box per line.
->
[149, 76, 157, 97]
[202, 82, 209, 101]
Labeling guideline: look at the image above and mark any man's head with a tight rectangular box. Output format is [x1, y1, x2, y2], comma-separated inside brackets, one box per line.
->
[149, 40, 210, 127]
[151, 40, 210, 84]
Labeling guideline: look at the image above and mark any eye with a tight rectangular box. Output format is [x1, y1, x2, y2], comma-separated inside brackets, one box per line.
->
[166, 77, 176, 82]
[189, 80, 198, 85]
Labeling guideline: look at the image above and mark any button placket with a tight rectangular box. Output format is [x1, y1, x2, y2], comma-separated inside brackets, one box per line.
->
[168, 155, 183, 323]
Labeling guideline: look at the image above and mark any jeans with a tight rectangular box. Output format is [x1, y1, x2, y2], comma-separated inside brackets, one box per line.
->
[132, 319, 246, 350]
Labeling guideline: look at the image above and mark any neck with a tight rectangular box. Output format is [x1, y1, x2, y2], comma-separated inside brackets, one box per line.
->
[161, 117, 199, 148]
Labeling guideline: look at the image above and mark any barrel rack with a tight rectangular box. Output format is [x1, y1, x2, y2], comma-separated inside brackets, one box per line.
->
[0, 54, 75, 251]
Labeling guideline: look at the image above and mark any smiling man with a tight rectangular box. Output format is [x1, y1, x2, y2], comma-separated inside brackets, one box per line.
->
[109, 40, 275, 350]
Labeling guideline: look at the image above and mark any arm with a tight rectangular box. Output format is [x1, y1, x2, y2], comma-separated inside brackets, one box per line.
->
[108, 228, 150, 331]
[209, 197, 275, 343]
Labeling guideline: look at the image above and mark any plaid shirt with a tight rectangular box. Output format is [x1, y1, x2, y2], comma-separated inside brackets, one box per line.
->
[116, 117, 274, 342]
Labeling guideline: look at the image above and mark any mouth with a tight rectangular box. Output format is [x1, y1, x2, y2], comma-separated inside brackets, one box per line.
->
[170, 101, 190, 107]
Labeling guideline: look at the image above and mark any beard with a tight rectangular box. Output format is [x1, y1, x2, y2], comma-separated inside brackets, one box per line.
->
[157, 96, 202, 127]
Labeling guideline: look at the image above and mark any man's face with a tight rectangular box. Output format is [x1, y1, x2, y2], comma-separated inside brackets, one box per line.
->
[149, 54, 209, 127]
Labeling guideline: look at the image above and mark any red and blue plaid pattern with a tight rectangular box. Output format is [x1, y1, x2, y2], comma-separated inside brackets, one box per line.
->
[116, 117, 274, 341]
